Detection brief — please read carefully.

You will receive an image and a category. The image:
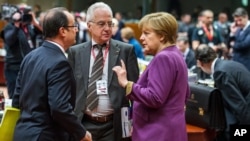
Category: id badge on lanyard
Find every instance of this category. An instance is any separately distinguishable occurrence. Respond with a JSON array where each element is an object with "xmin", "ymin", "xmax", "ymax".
[{"xmin": 96, "ymin": 80, "xmax": 108, "ymax": 95}]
